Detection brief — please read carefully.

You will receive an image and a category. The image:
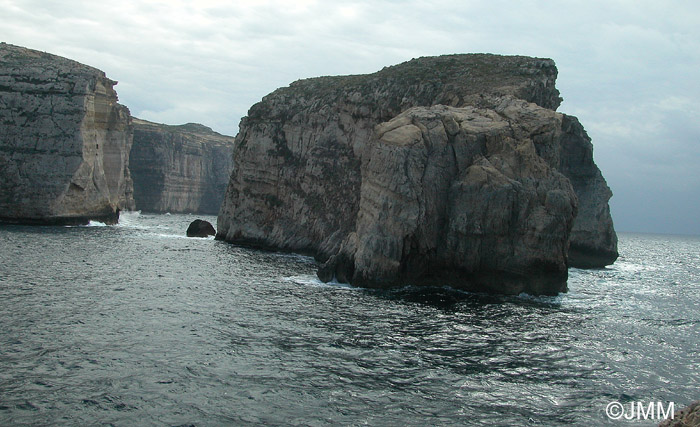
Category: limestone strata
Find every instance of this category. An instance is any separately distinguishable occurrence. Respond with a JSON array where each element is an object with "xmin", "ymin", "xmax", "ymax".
[
  {"xmin": 130, "ymin": 118, "xmax": 234, "ymax": 214},
  {"xmin": 319, "ymin": 102, "xmax": 577, "ymax": 295},
  {"xmin": 217, "ymin": 54, "xmax": 618, "ymax": 293},
  {"xmin": 218, "ymin": 55, "xmax": 562, "ymax": 256},
  {"xmin": 0, "ymin": 43, "xmax": 134, "ymax": 225}
]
